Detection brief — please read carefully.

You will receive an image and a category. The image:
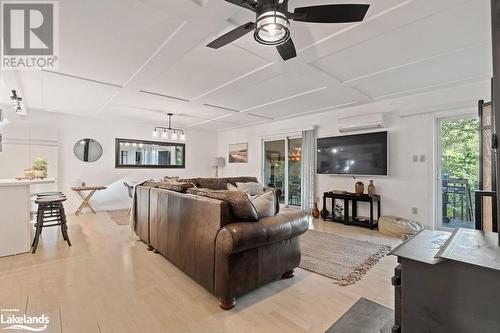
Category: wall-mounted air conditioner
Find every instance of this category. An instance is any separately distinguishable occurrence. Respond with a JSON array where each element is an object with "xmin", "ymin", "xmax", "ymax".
[{"xmin": 337, "ymin": 113, "xmax": 386, "ymax": 133}]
